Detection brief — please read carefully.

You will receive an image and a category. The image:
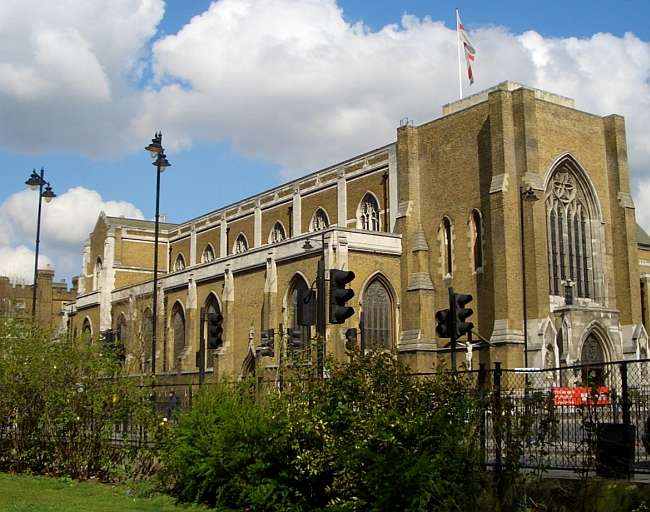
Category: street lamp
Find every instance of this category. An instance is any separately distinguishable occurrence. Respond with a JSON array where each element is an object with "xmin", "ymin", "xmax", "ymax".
[
  {"xmin": 520, "ymin": 185, "xmax": 539, "ymax": 368},
  {"xmin": 144, "ymin": 131, "xmax": 171, "ymax": 375},
  {"xmin": 25, "ymin": 168, "xmax": 56, "ymax": 321}
]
